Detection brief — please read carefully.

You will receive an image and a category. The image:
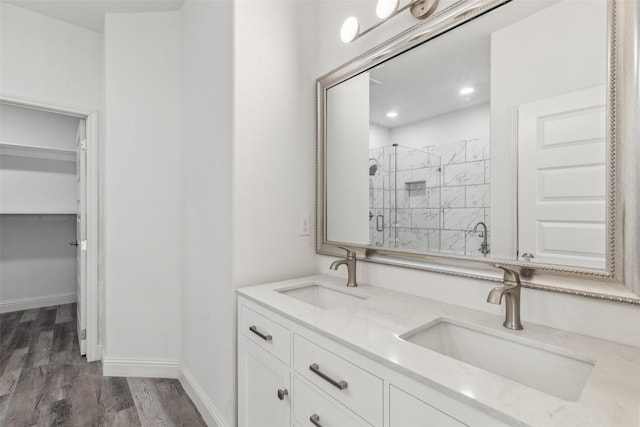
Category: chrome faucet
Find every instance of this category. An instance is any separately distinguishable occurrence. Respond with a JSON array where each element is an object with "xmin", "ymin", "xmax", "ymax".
[
  {"xmin": 330, "ymin": 246, "xmax": 358, "ymax": 287},
  {"xmin": 473, "ymin": 221, "xmax": 489, "ymax": 256},
  {"xmin": 487, "ymin": 264, "xmax": 523, "ymax": 330}
]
